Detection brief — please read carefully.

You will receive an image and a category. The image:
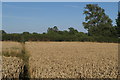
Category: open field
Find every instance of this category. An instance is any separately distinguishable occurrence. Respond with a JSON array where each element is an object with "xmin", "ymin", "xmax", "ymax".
[
  {"xmin": 2, "ymin": 56, "xmax": 24, "ymax": 79},
  {"xmin": 1, "ymin": 41, "xmax": 119, "ymax": 79},
  {"xmin": 2, "ymin": 41, "xmax": 23, "ymax": 57},
  {"xmin": 1, "ymin": 42, "xmax": 26, "ymax": 79},
  {"xmin": 26, "ymin": 42, "xmax": 118, "ymax": 78}
]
